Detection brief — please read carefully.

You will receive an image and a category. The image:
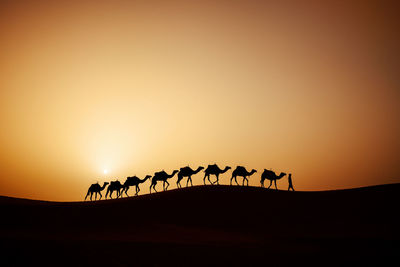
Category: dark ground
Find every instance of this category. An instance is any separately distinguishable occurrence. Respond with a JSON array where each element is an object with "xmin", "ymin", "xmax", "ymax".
[{"xmin": 1, "ymin": 184, "xmax": 399, "ymax": 266}]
